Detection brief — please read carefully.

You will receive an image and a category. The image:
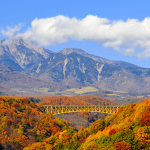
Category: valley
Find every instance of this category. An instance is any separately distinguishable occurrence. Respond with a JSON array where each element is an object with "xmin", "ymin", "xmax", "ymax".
[
  {"xmin": 1, "ymin": 37, "xmax": 150, "ymax": 149},
  {"xmin": 0, "ymin": 95, "xmax": 149, "ymax": 149},
  {"xmin": 1, "ymin": 1, "xmax": 150, "ymax": 149}
]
